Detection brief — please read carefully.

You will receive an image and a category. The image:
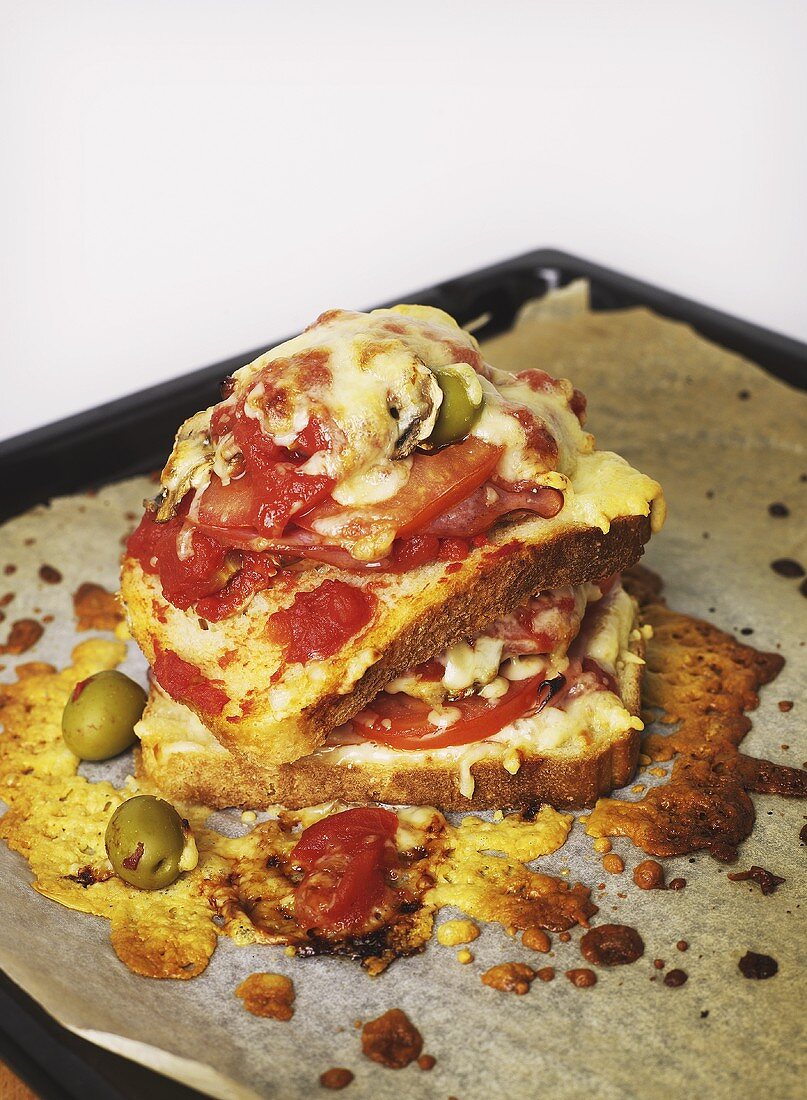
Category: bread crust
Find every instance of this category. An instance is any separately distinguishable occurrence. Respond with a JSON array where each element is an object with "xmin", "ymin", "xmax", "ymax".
[
  {"xmin": 138, "ymin": 730, "xmax": 641, "ymax": 812},
  {"xmin": 137, "ymin": 630, "xmax": 644, "ymax": 812},
  {"xmin": 123, "ymin": 514, "xmax": 651, "ymax": 767}
]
